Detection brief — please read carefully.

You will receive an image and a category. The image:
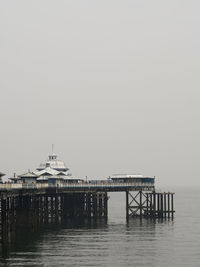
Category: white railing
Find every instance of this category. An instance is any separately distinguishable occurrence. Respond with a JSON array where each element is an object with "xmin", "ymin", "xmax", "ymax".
[
  {"xmin": 57, "ymin": 182, "xmax": 154, "ymax": 188},
  {"xmin": 0, "ymin": 182, "xmax": 154, "ymax": 191}
]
